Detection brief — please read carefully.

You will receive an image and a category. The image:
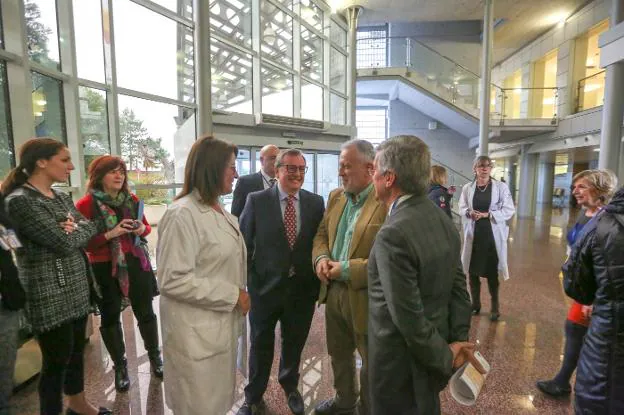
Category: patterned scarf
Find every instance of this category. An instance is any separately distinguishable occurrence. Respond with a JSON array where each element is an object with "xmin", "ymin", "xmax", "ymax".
[{"xmin": 91, "ymin": 189, "xmax": 137, "ymax": 297}]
